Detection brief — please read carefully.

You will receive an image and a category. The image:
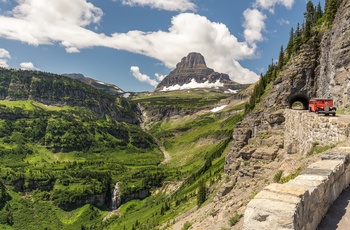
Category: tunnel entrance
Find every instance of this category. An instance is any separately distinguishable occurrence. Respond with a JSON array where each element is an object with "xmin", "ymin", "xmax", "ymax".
[{"xmin": 289, "ymin": 94, "xmax": 309, "ymax": 110}]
